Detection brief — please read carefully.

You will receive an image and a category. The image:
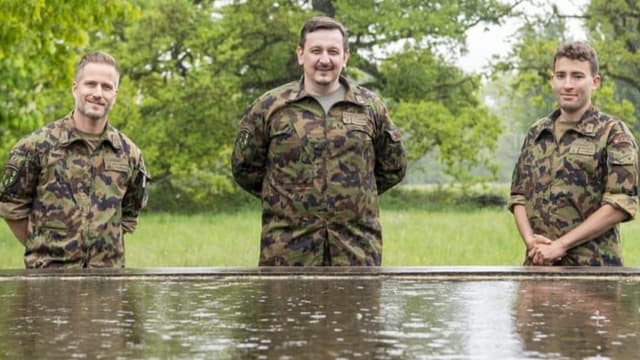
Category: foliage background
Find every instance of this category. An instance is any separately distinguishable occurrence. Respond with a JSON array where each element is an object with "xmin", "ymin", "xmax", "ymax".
[{"xmin": 1, "ymin": 0, "xmax": 638, "ymax": 213}]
